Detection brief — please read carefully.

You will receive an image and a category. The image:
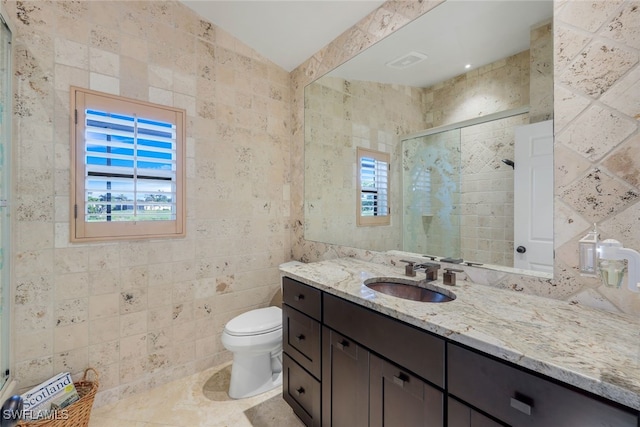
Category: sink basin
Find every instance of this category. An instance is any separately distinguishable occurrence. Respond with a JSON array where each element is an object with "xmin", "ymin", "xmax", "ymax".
[{"xmin": 364, "ymin": 280, "xmax": 454, "ymax": 303}]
